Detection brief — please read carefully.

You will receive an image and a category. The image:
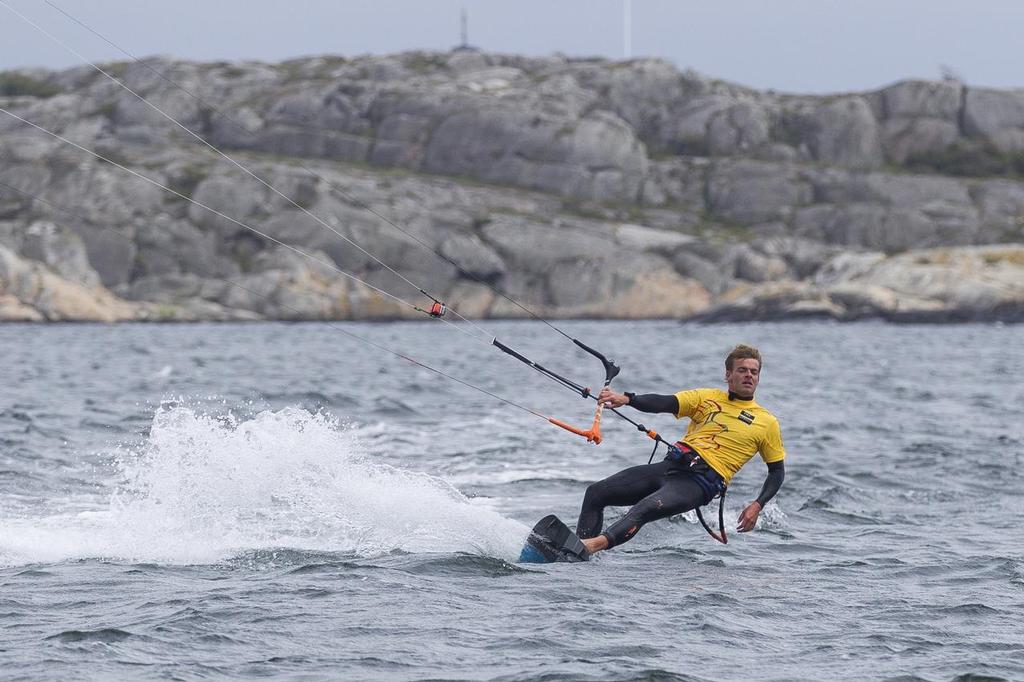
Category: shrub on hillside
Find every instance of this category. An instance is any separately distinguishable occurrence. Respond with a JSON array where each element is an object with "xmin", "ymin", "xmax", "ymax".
[
  {"xmin": 906, "ymin": 140, "xmax": 1024, "ymax": 178},
  {"xmin": 0, "ymin": 72, "xmax": 62, "ymax": 98}
]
